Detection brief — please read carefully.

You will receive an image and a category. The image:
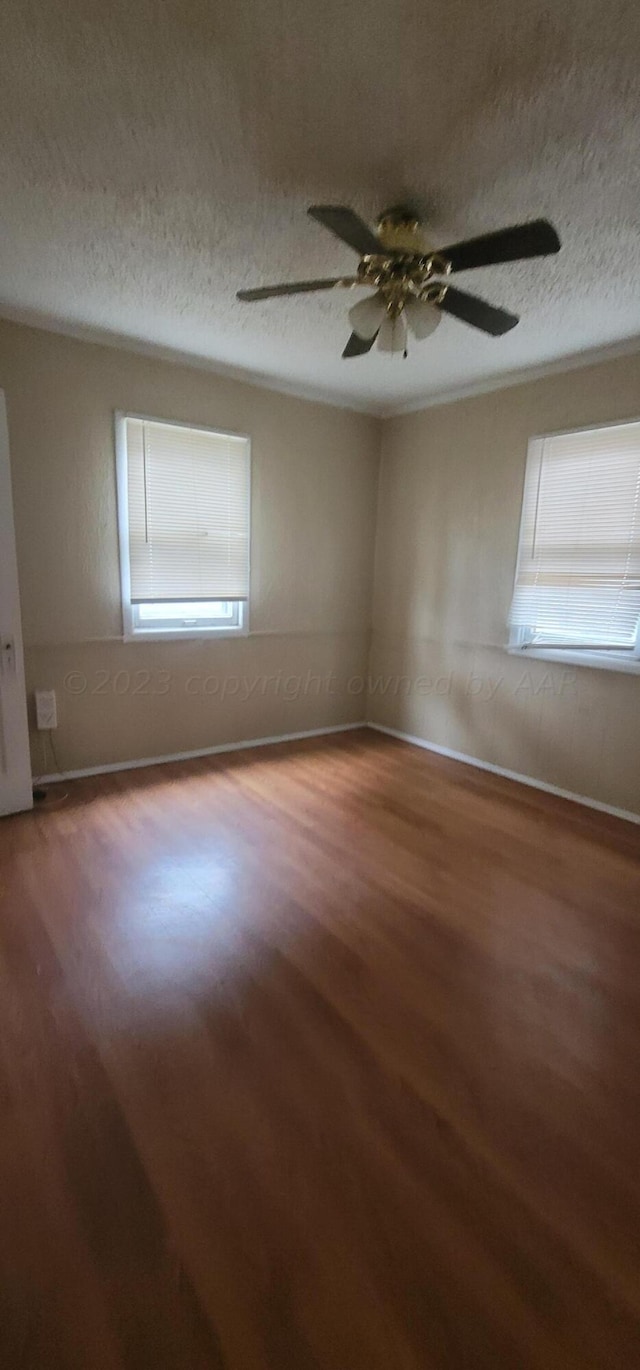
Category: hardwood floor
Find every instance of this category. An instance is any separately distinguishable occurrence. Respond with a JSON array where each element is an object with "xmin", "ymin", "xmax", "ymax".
[{"xmin": 1, "ymin": 728, "xmax": 640, "ymax": 1369}]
